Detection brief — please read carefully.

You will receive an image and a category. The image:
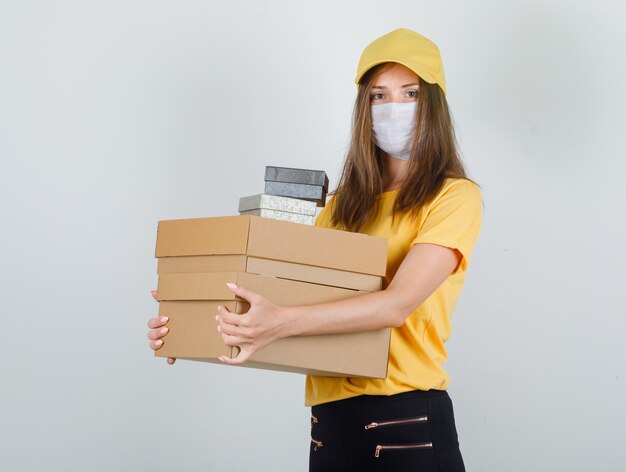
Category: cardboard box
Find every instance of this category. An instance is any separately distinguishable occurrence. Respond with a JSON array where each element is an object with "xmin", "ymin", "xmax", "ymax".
[
  {"xmin": 156, "ymin": 271, "xmax": 365, "ymax": 303},
  {"xmin": 157, "ymin": 255, "xmax": 383, "ymax": 292},
  {"xmin": 155, "ymin": 272, "xmax": 390, "ymax": 378},
  {"xmin": 154, "ymin": 215, "xmax": 390, "ymax": 378},
  {"xmin": 156, "ymin": 215, "xmax": 387, "ymax": 277},
  {"xmin": 158, "ymin": 254, "xmax": 248, "ymax": 274},
  {"xmin": 157, "ymin": 300, "xmax": 249, "ymax": 359}
]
